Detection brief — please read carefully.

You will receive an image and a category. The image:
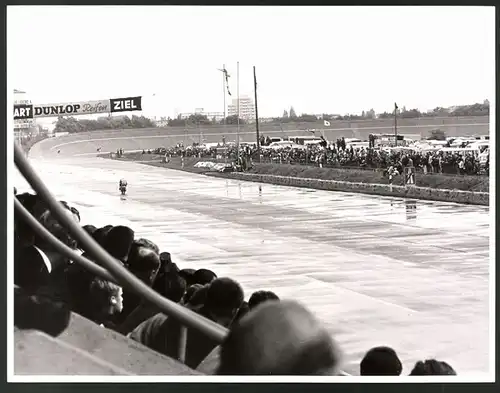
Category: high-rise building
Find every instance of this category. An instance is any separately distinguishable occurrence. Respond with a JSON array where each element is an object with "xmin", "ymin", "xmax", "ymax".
[{"xmin": 227, "ymin": 96, "xmax": 256, "ymax": 122}]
